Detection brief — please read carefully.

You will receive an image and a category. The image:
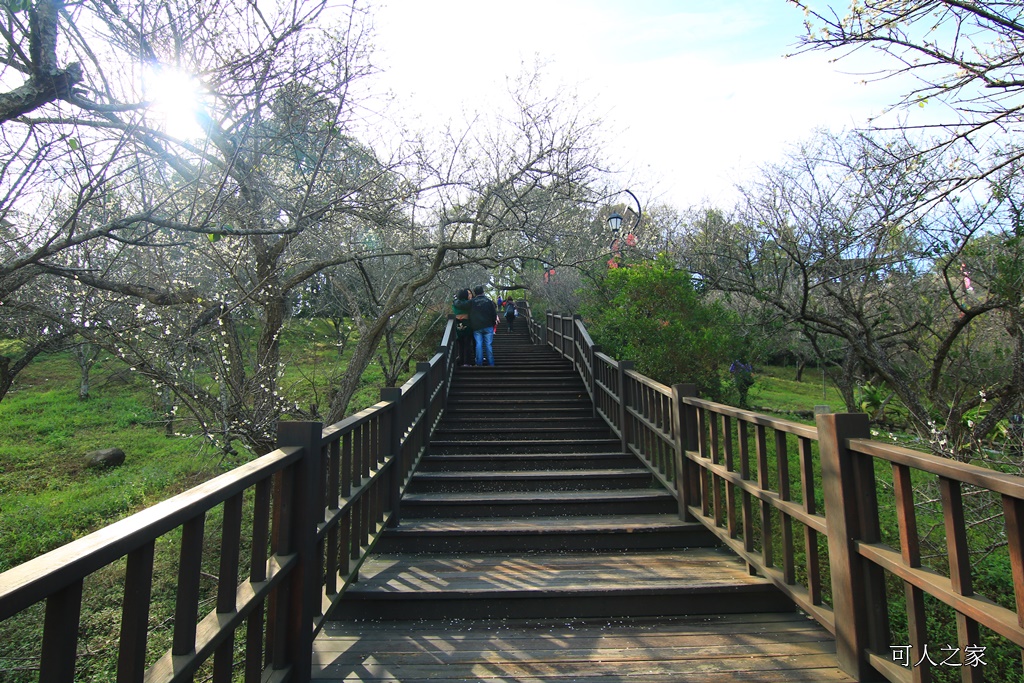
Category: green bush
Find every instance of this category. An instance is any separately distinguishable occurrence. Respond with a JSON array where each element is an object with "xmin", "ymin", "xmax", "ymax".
[{"xmin": 580, "ymin": 257, "xmax": 746, "ymax": 401}]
